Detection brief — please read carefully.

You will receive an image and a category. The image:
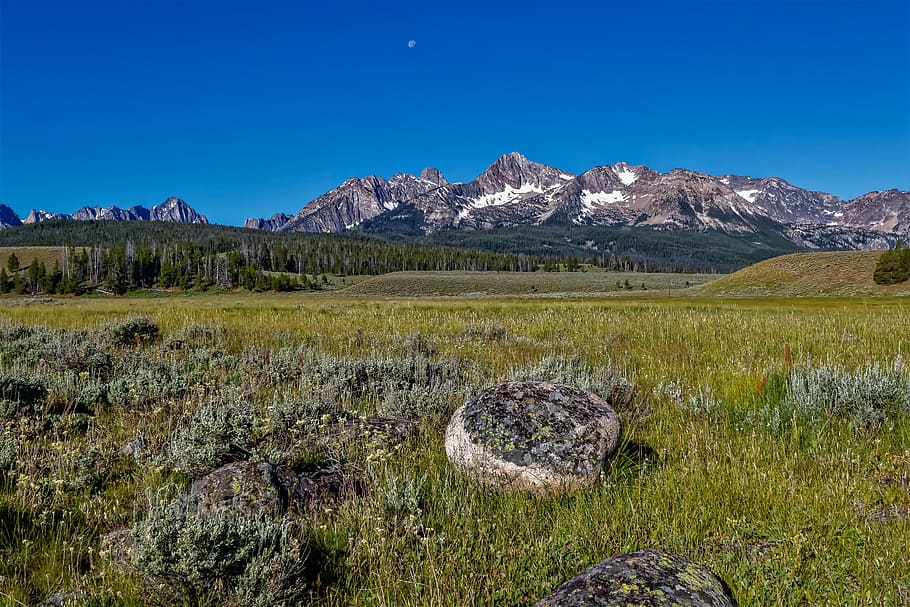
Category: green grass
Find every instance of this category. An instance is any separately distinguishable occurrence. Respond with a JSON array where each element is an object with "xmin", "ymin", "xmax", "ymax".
[
  {"xmin": 698, "ymin": 250, "xmax": 910, "ymax": 297},
  {"xmin": 341, "ymin": 270, "xmax": 717, "ymax": 297},
  {"xmin": 1, "ymin": 293, "xmax": 909, "ymax": 606}
]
